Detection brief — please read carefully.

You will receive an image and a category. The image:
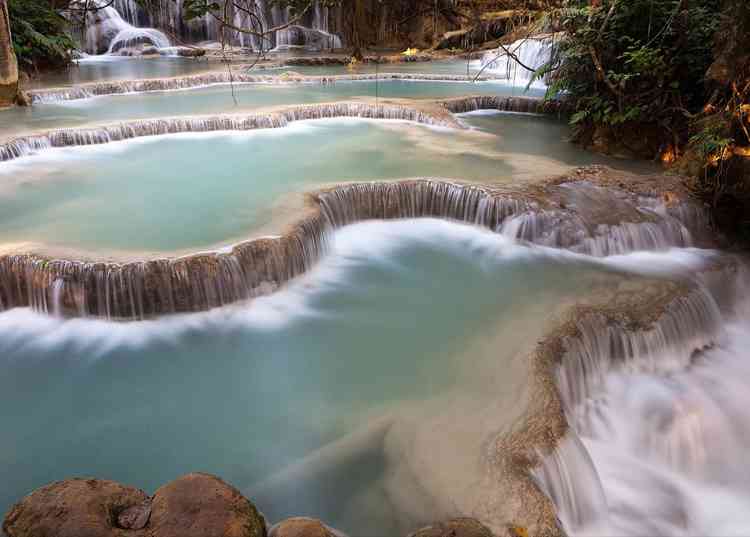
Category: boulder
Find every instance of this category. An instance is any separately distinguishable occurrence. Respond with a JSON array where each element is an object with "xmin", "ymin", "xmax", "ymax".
[
  {"xmin": 409, "ymin": 518, "xmax": 495, "ymax": 537},
  {"xmin": 2, "ymin": 478, "xmax": 150, "ymax": 537},
  {"xmin": 3, "ymin": 474, "xmax": 267, "ymax": 537},
  {"xmin": 176, "ymin": 47, "xmax": 207, "ymax": 58},
  {"xmin": 268, "ymin": 517, "xmax": 340, "ymax": 537},
  {"xmin": 149, "ymin": 473, "xmax": 266, "ymax": 537}
]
